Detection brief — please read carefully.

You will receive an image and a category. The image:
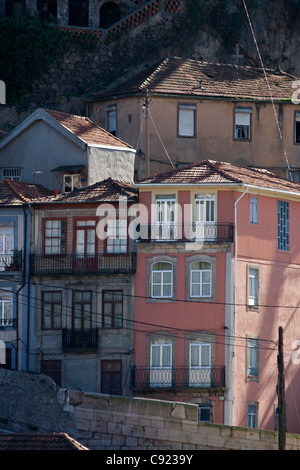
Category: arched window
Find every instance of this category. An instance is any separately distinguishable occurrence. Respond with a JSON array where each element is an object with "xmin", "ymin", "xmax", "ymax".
[
  {"xmin": 190, "ymin": 261, "xmax": 212, "ymax": 297},
  {"xmin": 99, "ymin": 2, "xmax": 121, "ymax": 29},
  {"xmin": 151, "ymin": 261, "xmax": 173, "ymax": 298},
  {"xmin": 69, "ymin": 0, "xmax": 88, "ymax": 27}
]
